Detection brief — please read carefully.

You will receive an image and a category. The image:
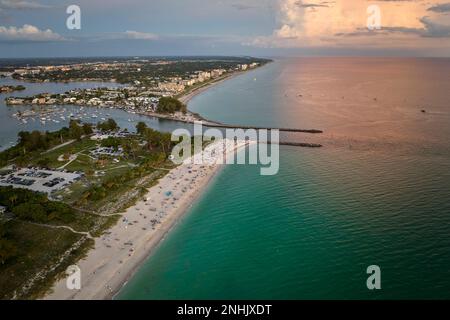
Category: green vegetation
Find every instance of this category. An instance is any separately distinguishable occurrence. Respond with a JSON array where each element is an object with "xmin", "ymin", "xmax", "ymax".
[
  {"xmin": 0, "ymin": 187, "xmax": 76, "ymax": 224},
  {"xmin": 74, "ymin": 122, "xmax": 175, "ymax": 211},
  {"xmin": 0, "ymin": 85, "xmax": 25, "ymax": 93},
  {"xmin": 156, "ymin": 97, "xmax": 186, "ymax": 114},
  {"xmin": 97, "ymin": 118, "xmax": 118, "ymax": 132},
  {"xmin": 11, "ymin": 57, "xmax": 271, "ymax": 85},
  {"xmin": 0, "ymin": 220, "xmax": 93, "ymax": 299},
  {"xmin": 0, "ymin": 184, "xmax": 106, "ymax": 299},
  {"xmin": 0, "ymin": 119, "xmax": 184, "ymax": 298},
  {"xmin": 0, "ymin": 117, "xmax": 216, "ymax": 299},
  {"xmin": 0, "ymin": 122, "xmax": 93, "ymax": 167},
  {"xmin": 0, "ymin": 225, "xmax": 17, "ymax": 265}
]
